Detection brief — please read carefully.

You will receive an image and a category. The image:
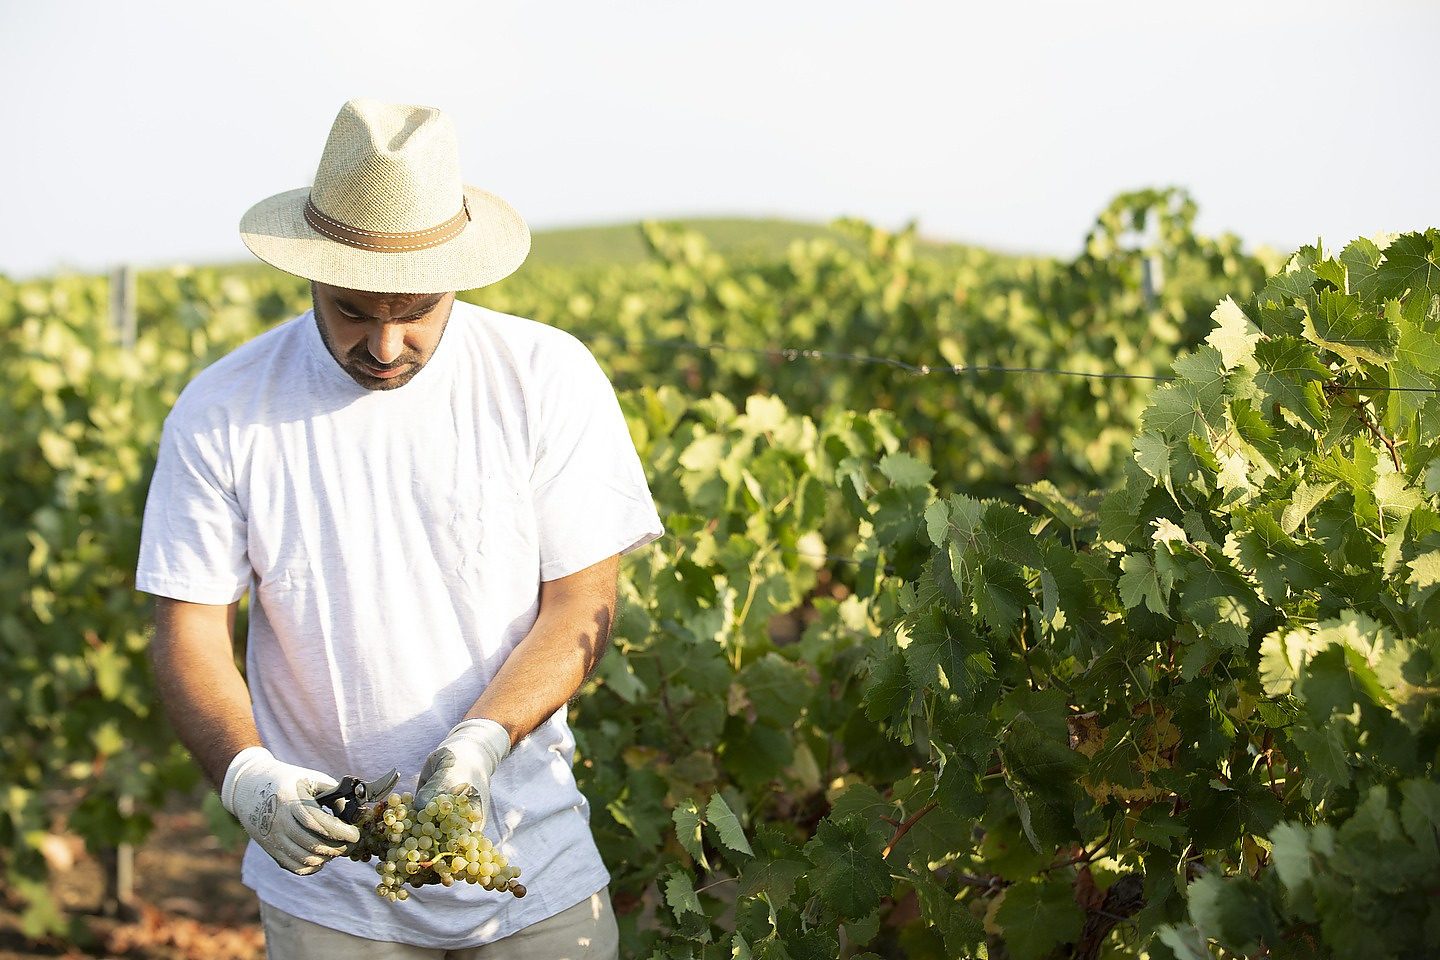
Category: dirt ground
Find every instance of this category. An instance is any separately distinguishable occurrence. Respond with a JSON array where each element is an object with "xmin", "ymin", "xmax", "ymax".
[{"xmin": 0, "ymin": 791, "xmax": 264, "ymax": 960}]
